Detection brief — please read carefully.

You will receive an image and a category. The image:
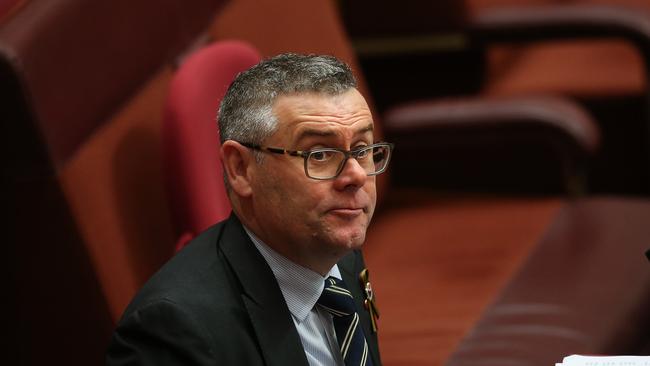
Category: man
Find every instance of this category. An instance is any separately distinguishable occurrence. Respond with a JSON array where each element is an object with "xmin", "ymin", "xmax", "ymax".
[{"xmin": 106, "ymin": 53, "xmax": 392, "ymax": 366}]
